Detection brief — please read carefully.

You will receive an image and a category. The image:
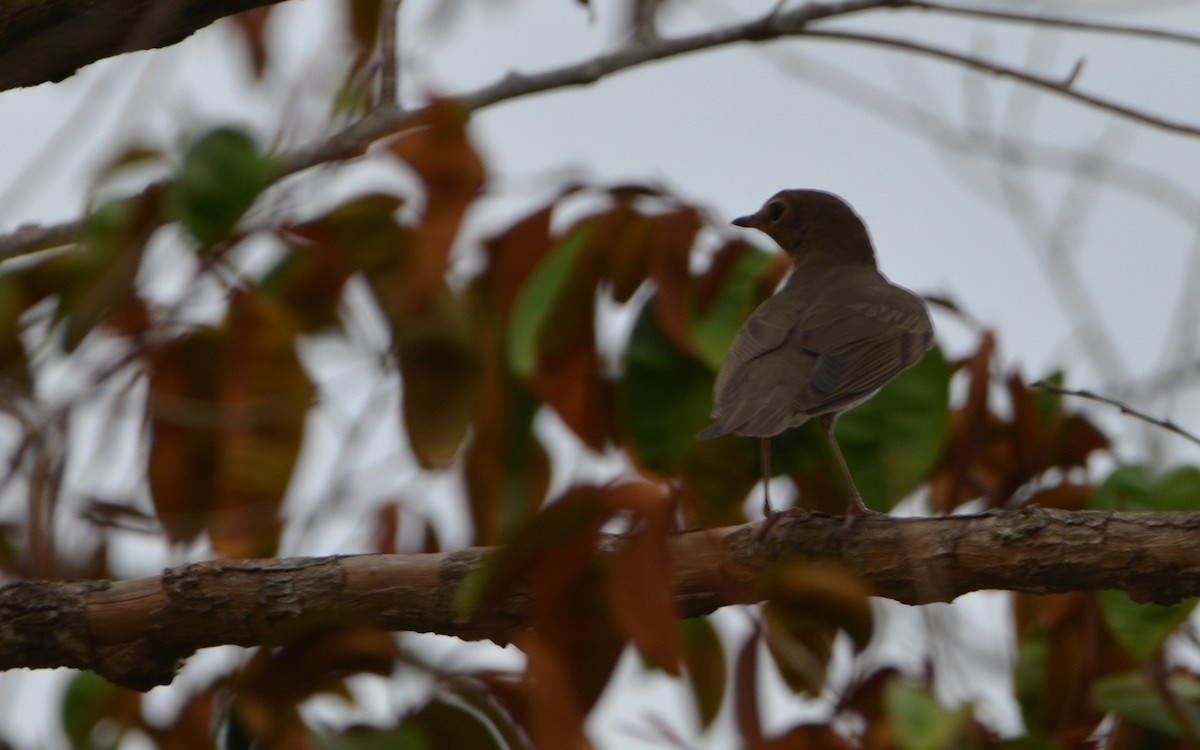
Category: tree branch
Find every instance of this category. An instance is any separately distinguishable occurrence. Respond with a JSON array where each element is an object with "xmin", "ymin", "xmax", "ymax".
[
  {"xmin": 0, "ymin": 0, "xmax": 284, "ymax": 92},
  {"xmin": 2, "ymin": 506, "xmax": 1196, "ymax": 690},
  {"xmin": 4, "ymin": 0, "xmax": 1199, "ymax": 261}
]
